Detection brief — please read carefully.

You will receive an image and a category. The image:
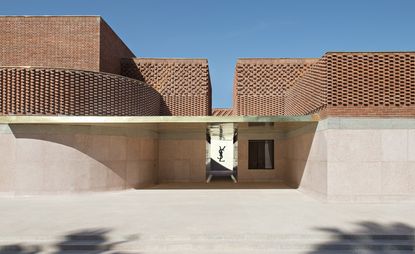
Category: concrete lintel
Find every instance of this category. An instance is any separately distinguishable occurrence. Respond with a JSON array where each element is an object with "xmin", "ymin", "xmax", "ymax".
[{"xmin": 0, "ymin": 115, "xmax": 319, "ymax": 124}]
